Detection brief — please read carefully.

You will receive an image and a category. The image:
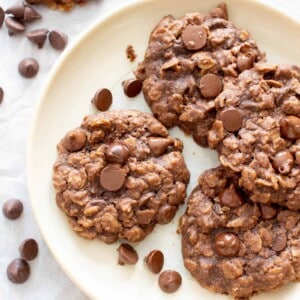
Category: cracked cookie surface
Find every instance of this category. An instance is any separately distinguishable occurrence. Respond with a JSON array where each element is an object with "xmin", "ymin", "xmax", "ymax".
[
  {"xmin": 180, "ymin": 167, "xmax": 300, "ymax": 299},
  {"xmin": 53, "ymin": 110, "xmax": 190, "ymax": 243}
]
